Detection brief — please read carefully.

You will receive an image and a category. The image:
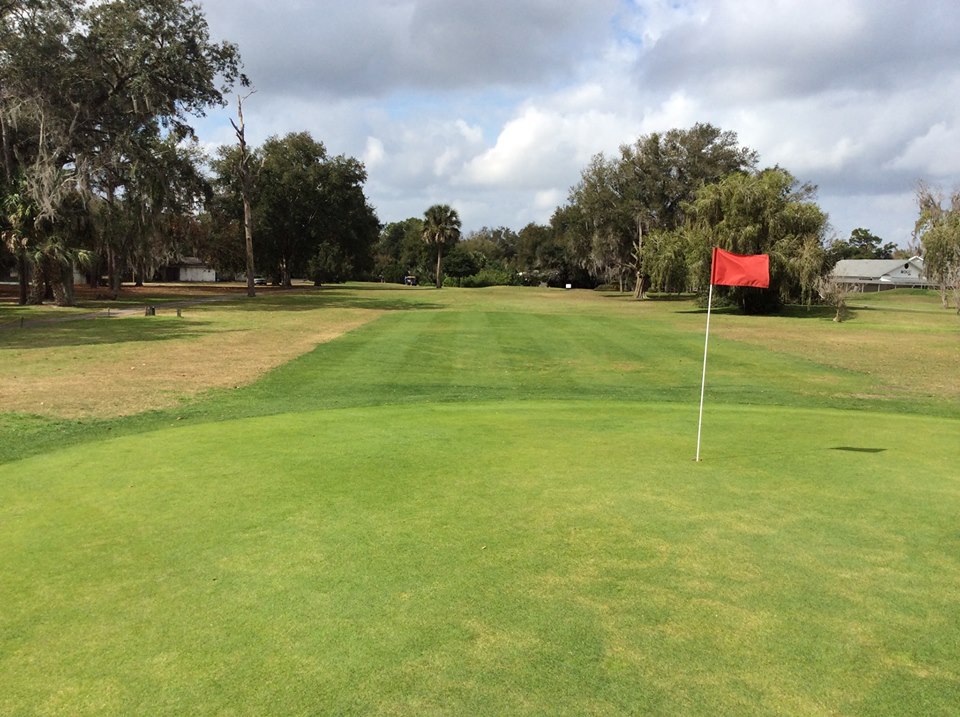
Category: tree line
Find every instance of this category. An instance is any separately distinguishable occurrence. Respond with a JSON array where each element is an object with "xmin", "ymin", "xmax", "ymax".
[
  {"xmin": 1, "ymin": 0, "xmax": 242, "ymax": 304},
  {"xmin": 380, "ymin": 123, "xmax": 959, "ymax": 315},
  {"xmin": 0, "ymin": 0, "xmax": 379, "ymax": 305},
  {"xmin": 3, "ymin": 2, "xmax": 958, "ymax": 314}
]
